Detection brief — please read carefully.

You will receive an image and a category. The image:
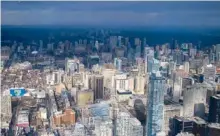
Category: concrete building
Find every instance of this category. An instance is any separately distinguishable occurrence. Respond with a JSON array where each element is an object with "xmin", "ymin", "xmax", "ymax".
[
  {"xmin": 134, "ymin": 75, "xmax": 145, "ymax": 94},
  {"xmin": 183, "ymin": 83, "xmax": 207, "ymax": 118},
  {"xmin": 203, "ymin": 64, "xmax": 216, "ymax": 81},
  {"xmin": 52, "ymin": 109, "xmax": 75, "ymax": 128},
  {"xmin": 171, "ymin": 116, "xmax": 193, "ymax": 136},
  {"xmin": 114, "ymin": 73, "xmax": 129, "ymax": 91}
]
